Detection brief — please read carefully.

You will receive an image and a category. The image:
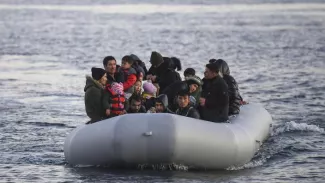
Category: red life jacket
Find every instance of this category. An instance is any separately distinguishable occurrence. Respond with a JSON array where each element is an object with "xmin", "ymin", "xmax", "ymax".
[{"xmin": 106, "ymin": 84, "xmax": 126, "ymax": 115}]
